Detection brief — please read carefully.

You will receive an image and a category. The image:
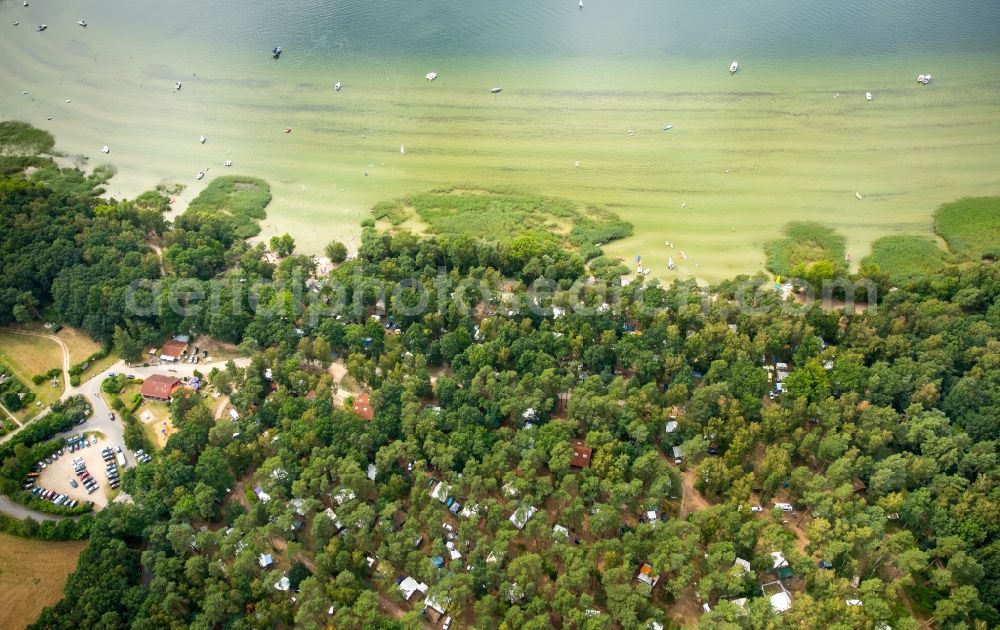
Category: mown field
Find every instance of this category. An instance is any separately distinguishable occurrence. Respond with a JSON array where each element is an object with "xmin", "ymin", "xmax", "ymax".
[
  {"xmin": 0, "ymin": 330, "xmax": 63, "ymax": 417},
  {"xmin": 0, "ymin": 533, "xmax": 87, "ymax": 630}
]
